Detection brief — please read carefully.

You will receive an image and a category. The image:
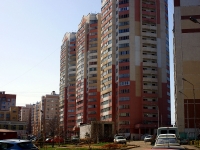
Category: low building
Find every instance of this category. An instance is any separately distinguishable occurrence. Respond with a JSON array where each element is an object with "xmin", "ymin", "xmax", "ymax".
[
  {"xmin": 80, "ymin": 121, "xmax": 114, "ymax": 141},
  {"xmin": 0, "ymin": 129, "xmax": 17, "ymax": 140},
  {"xmin": 0, "ymin": 121, "xmax": 27, "ymax": 139}
]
